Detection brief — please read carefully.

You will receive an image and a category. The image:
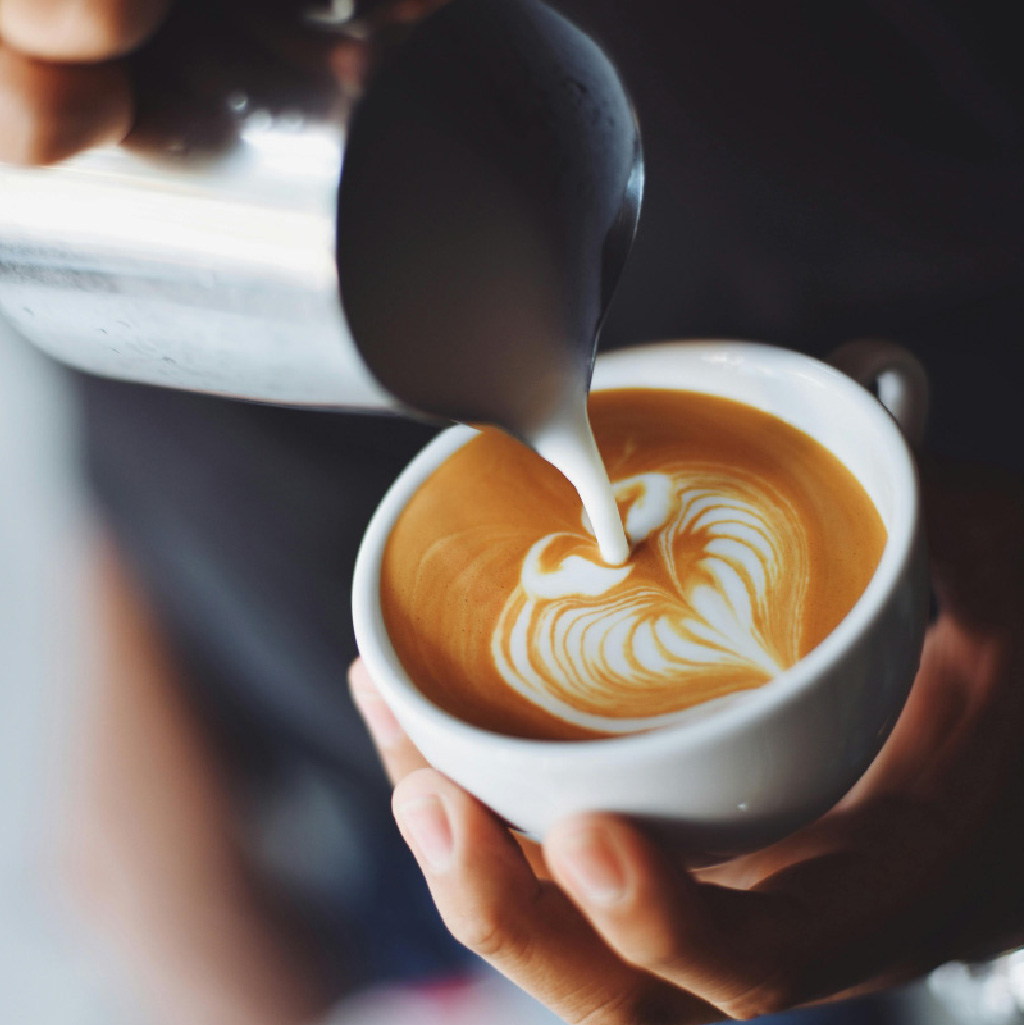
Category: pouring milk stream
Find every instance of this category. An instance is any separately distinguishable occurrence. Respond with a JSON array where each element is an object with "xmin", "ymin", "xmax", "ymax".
[{"xmin": 0, "ymin": 0, "xmax": 643, "ymax": 564}]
